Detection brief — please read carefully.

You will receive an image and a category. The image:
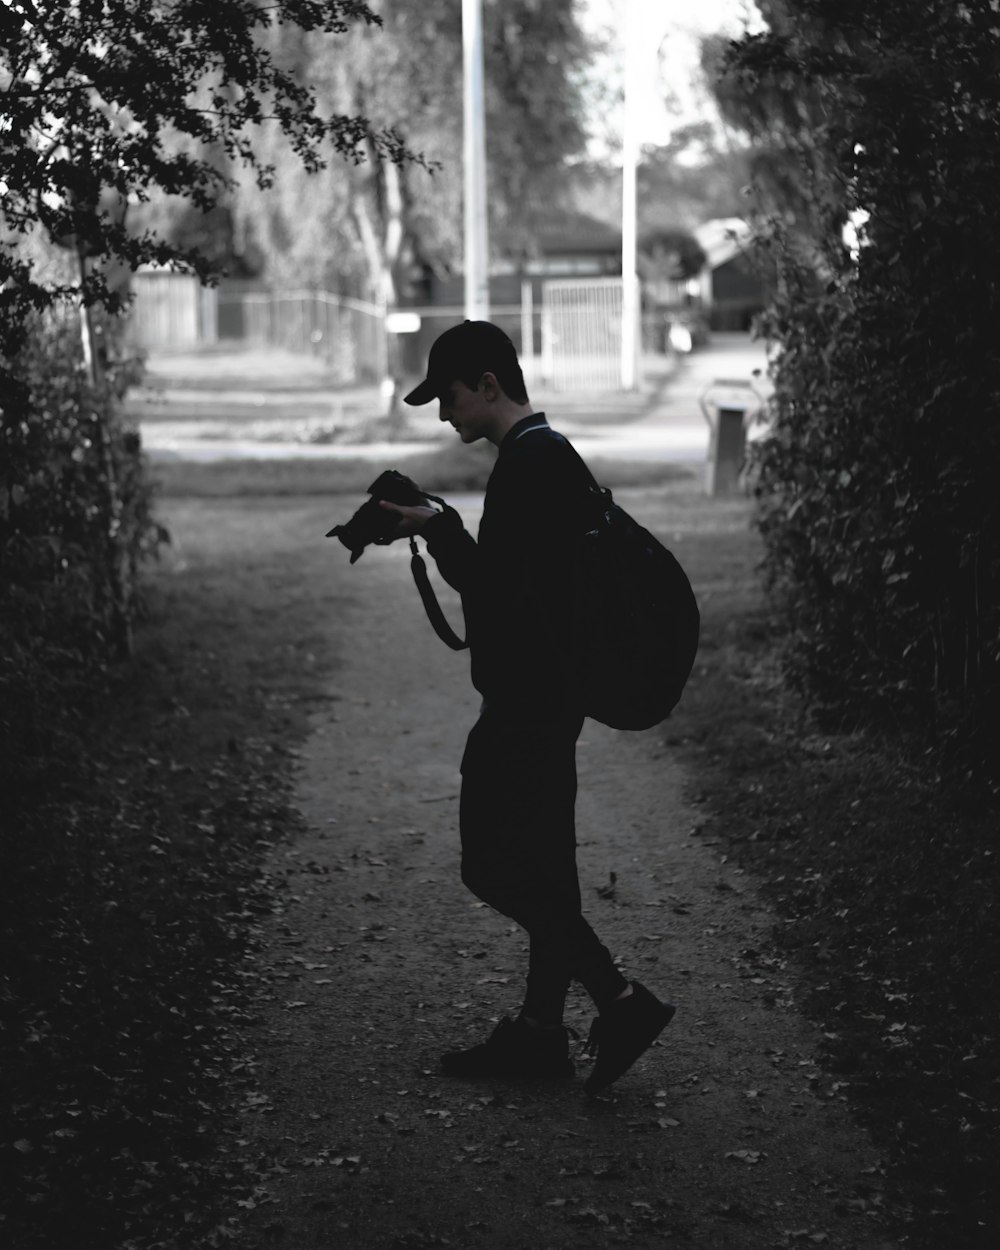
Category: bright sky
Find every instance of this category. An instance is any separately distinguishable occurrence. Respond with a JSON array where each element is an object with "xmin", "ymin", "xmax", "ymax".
[{"xmin": 578, "ymin": 0, "xmax": 764, "ymax": 154}]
